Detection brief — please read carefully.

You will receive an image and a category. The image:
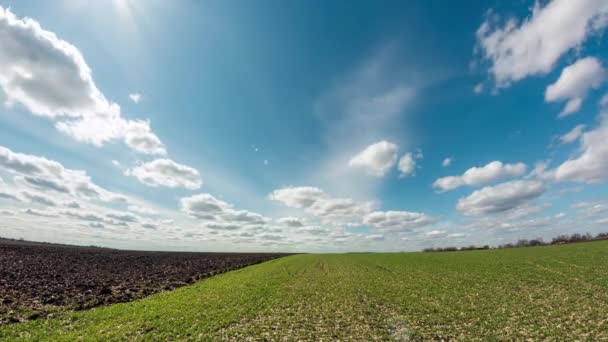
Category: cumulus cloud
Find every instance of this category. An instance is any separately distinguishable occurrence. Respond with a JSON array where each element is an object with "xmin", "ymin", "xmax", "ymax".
[
  {"xmin": 0, "ymin": 190, "xmax": 19, "ymax": 202},
  {"xmin": 129, "ymin": 93, "xmax": 142, "ymax": 104},
  {"xmin": 22, "ymin": 208, "xmax": 58, "ymax": 218},
  {"xmin": 397, "ymin": 151, "xmax": 422, "ymax": 177},
  {"xmin": 363, "ymin": 210, "xmax": 435, "ymax": 232},
  {"xmin": 267, "ymin": 186, "xmax": 326, "ymax": 209},
  {"xmin": 366, "ymin": 234, "xmax": 384, "ymax": 241},
  {"xmin": 442, "ymin": 157, "xmax": 452, "ymax": 167},
  {"xmin": 106, "ymin": 212, "xmax": 139, "ymax": 223},
  {"xmin": 180, "ymin": 193, "xmax": 231, "ymax": 219},
  {"xmin": 476, "ymin": 0, "xmax": 608, "ymax": 86},
  {"xmin": 424, "ymin": 230, "xmax": 445, "ymax": 238},
  {"xmin": 545, "ymin": 57, "xmax": 605, "ymax": 117},
  {"xmin": 0, "ymin": 145, "xmax": 125, "ymax": 203},
  {"xmin": 269, "ymin": 186, "xmax": 436, "ymax": 237},
  {"xmin": 268, "ymin": 186, "xmax": 374, "ymax": 223},
  {"xmin": 601, "ymin": 93, "xmax": 608, "ymax": 107},
  {"xmin": 59, "ymin": 208, "xmax": 138, "ymax": 227},
  {"xmin": 0, "ymin": 6, "xmax": 165, "ymax": 155},
  {"xmin": 555, "ymin": 115, "xmax": 608, "ymax": 183},
  {"xmin": 348, "ymin": 141, "xmax": 398, "ymax": 176},
  {"xmin": 527, "ymin": 161, "xmax": 556, "ymax": 182},
  {"xmin": 502, "ymin": 204, "xmax": 548, "ymax": 221},
  {"xmin": 64, "ymin": 201, "xmax": 81, "ymax": 209},
  {"xmin": 19, "ymin": 175, "xmax": 70, "ymax": 193},
  {"xmin": 276, "ymin": 217, "xmax": 305, "ymax": 228},
  {"xmin": 573, "ymin": 201, "xmax": 608, "ymax": 217},
  {"xmin": 296, "ymin": 226, "xmax": 328, "ymax": 235},
  {"xmin": 560, "ymin": 124, "xmax": 586, "ymax": 144},
  {"xmin": 456, "ymin": 180, "xmax": 545, "ymax": 216},
  {"xmin": 433, "ymin": 161, "xmax": 527, "ymax": 191},
  {"xmin": 127, "ymin": 205, "xmax": 158, "ymax": 216},
  {"xmin": 141, "ymin": 223, "xmax": 157, "ymax": 229},
  {"xmin": 126, "ymin": 159, "xmax": 202, "ymax": 190},
  {"xmin": 223, "ymin": 210, "xmax": 266, "ymax": 225},
  {"xmin": 123, "ymin": 120, "xmax": 167, "ymax": 156},
  {"xmin": 21, "ymin": 190, "xmax": 57, "ymax": 207},
  {"xmin": 447, "ymin": 233, "xmax": 466, "ymax": 238},
  {"xmin": 180, "ymin": 192, "xmax": 267, "ymax": 234},
  {"xmin": 62, "ymin": 210, "xmax": 106, "ymax": 223}
]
